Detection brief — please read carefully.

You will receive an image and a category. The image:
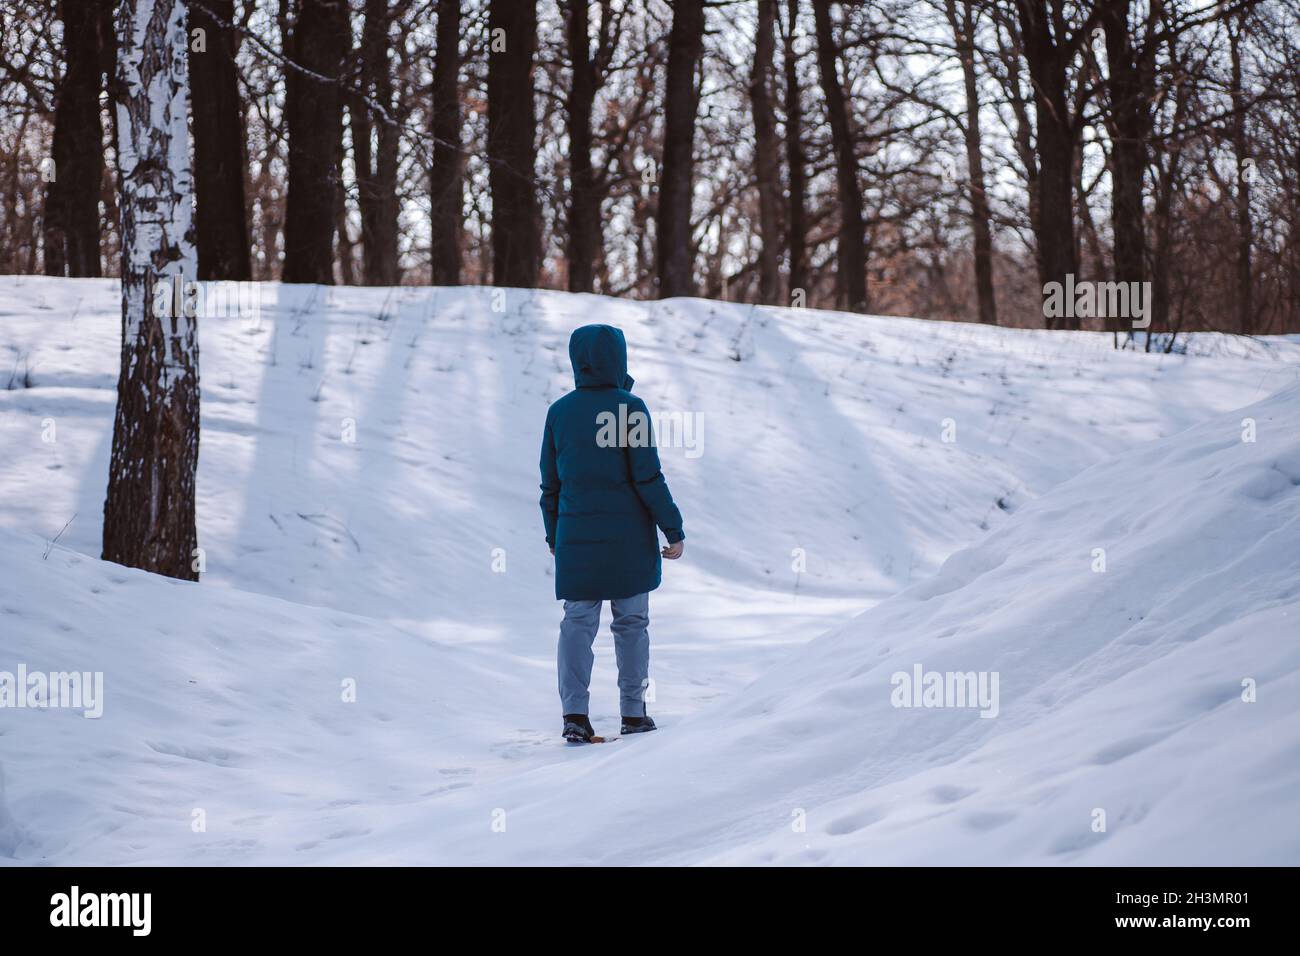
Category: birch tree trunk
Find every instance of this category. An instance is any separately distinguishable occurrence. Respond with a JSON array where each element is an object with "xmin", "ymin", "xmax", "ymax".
[{"xmin": 102, "ymin": 0, "xmax": 201, "ymax": 581}]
